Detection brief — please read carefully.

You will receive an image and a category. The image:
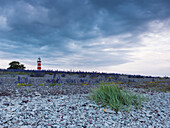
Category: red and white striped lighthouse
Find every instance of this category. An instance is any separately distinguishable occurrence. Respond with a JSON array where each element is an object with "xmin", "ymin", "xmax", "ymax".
[{"xmin": 37, "ymin": 58, "xmax": 41, "ymax": 70}]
